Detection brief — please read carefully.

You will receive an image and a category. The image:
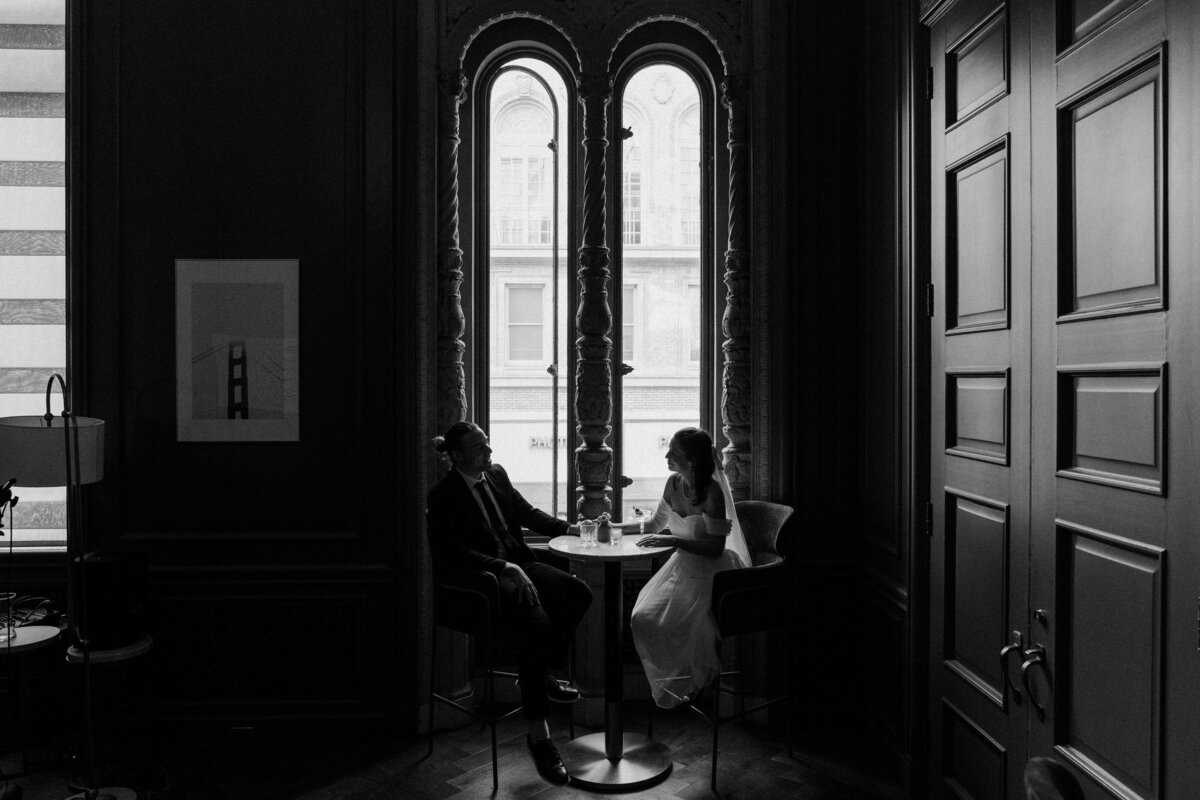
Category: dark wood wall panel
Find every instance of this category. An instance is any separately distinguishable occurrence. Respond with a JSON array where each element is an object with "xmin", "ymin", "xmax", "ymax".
[
  {"xmin": 948, "ymin": 143, "xmax": 1008, "ymax": 332},
  {"xmin": 944, "ymin": 492, "xmax": 1009, "ymax": 706},
  {"xmin": 943, "ymin": 700, "xmax": 1008, "ymax": 800},
  {"xmin": 1056, "ymin": 366, "xmax": 1164, "ymax": 494},
  {"xmin": 1062, "ymin": 59, "xmax": 1161, "ymax": 318},
  {"xmin": 862, "ymin": 586, "xmax": 909, "ymax": 741},
  {"xmin": 1058, "ymin": 523, "xmax": 1162, "ymax": 799},
  {"xmin": 77, "ymin": 0, "xmax": 410, "ymax": 732},
  {"xmin": 947, "ymin": 370, "xmax": 1009, "ymax": 463}
]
